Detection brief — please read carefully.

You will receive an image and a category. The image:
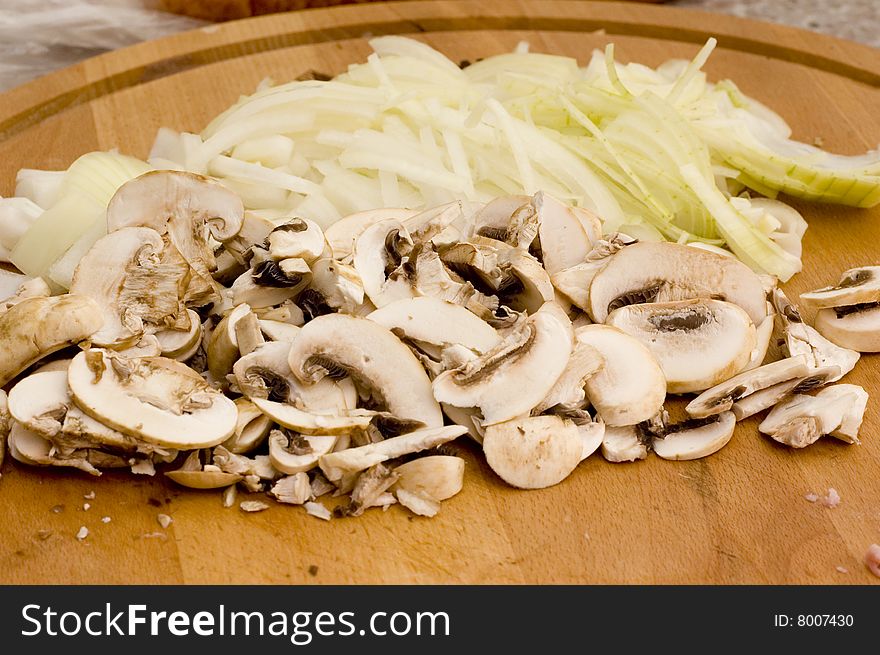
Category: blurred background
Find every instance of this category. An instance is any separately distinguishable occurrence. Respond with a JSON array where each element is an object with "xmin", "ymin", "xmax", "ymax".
[{"xmin": 0, "ymin": 0, "xmax": 877, "ymax": 91}]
